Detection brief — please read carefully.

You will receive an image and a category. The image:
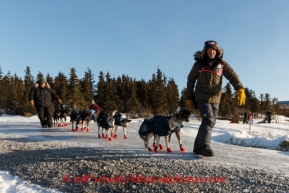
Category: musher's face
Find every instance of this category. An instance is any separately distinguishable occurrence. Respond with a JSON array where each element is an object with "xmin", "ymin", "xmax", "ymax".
[
  {"xmin": 207, "ymin": 48, "xmax": 217, "ymax": 59},
  {"xmin": 40, "ymin": 82, "xmax": 46, "ymax": 88}
]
